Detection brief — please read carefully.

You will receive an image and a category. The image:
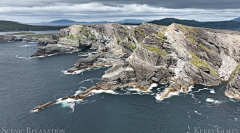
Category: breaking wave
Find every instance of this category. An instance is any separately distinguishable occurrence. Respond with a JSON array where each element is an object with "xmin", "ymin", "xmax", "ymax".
[
  {"xmin": 16, "ymin": 55, "xmax": 32, "ymax": 60},
  {"xmin": 61, "ymin": 65, "xmax": 112, "ymax": 75},
  {"xmin": 19, "ymin": 45, "xmax": 32, "ymax": 47}
]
